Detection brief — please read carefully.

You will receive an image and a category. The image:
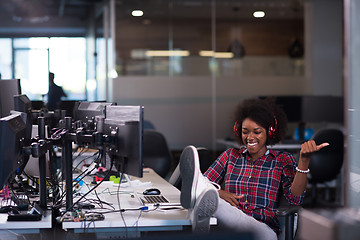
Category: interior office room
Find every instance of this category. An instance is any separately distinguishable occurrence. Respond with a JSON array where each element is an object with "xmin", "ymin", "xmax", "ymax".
[{"xmin": 0, "ymin": 0, "xmax": 359, "ymax": 239}]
